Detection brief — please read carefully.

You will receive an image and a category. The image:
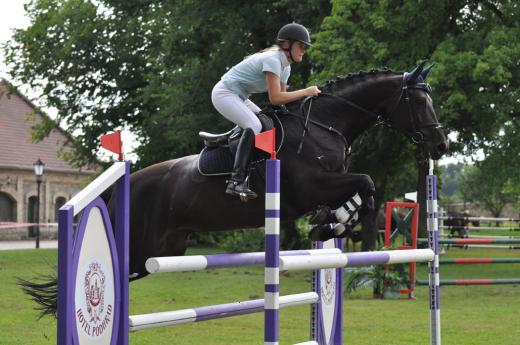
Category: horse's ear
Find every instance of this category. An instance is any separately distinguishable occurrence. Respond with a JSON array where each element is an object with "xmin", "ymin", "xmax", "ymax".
[
  {"xmin": 405, "ymin": 61, "xmax": 427, "ymax": 84},
  {"xmin": 421, "ymin": 63, "xmax": 435, "ymax": 80}
]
